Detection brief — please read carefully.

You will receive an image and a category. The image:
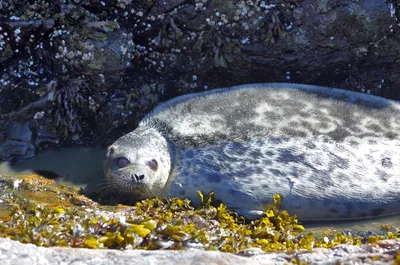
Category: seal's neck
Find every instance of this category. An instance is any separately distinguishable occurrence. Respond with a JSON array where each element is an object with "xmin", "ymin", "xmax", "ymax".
[{"xmin": 162, "ymin": 135, "xmax": 179, "ymax": 189}]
